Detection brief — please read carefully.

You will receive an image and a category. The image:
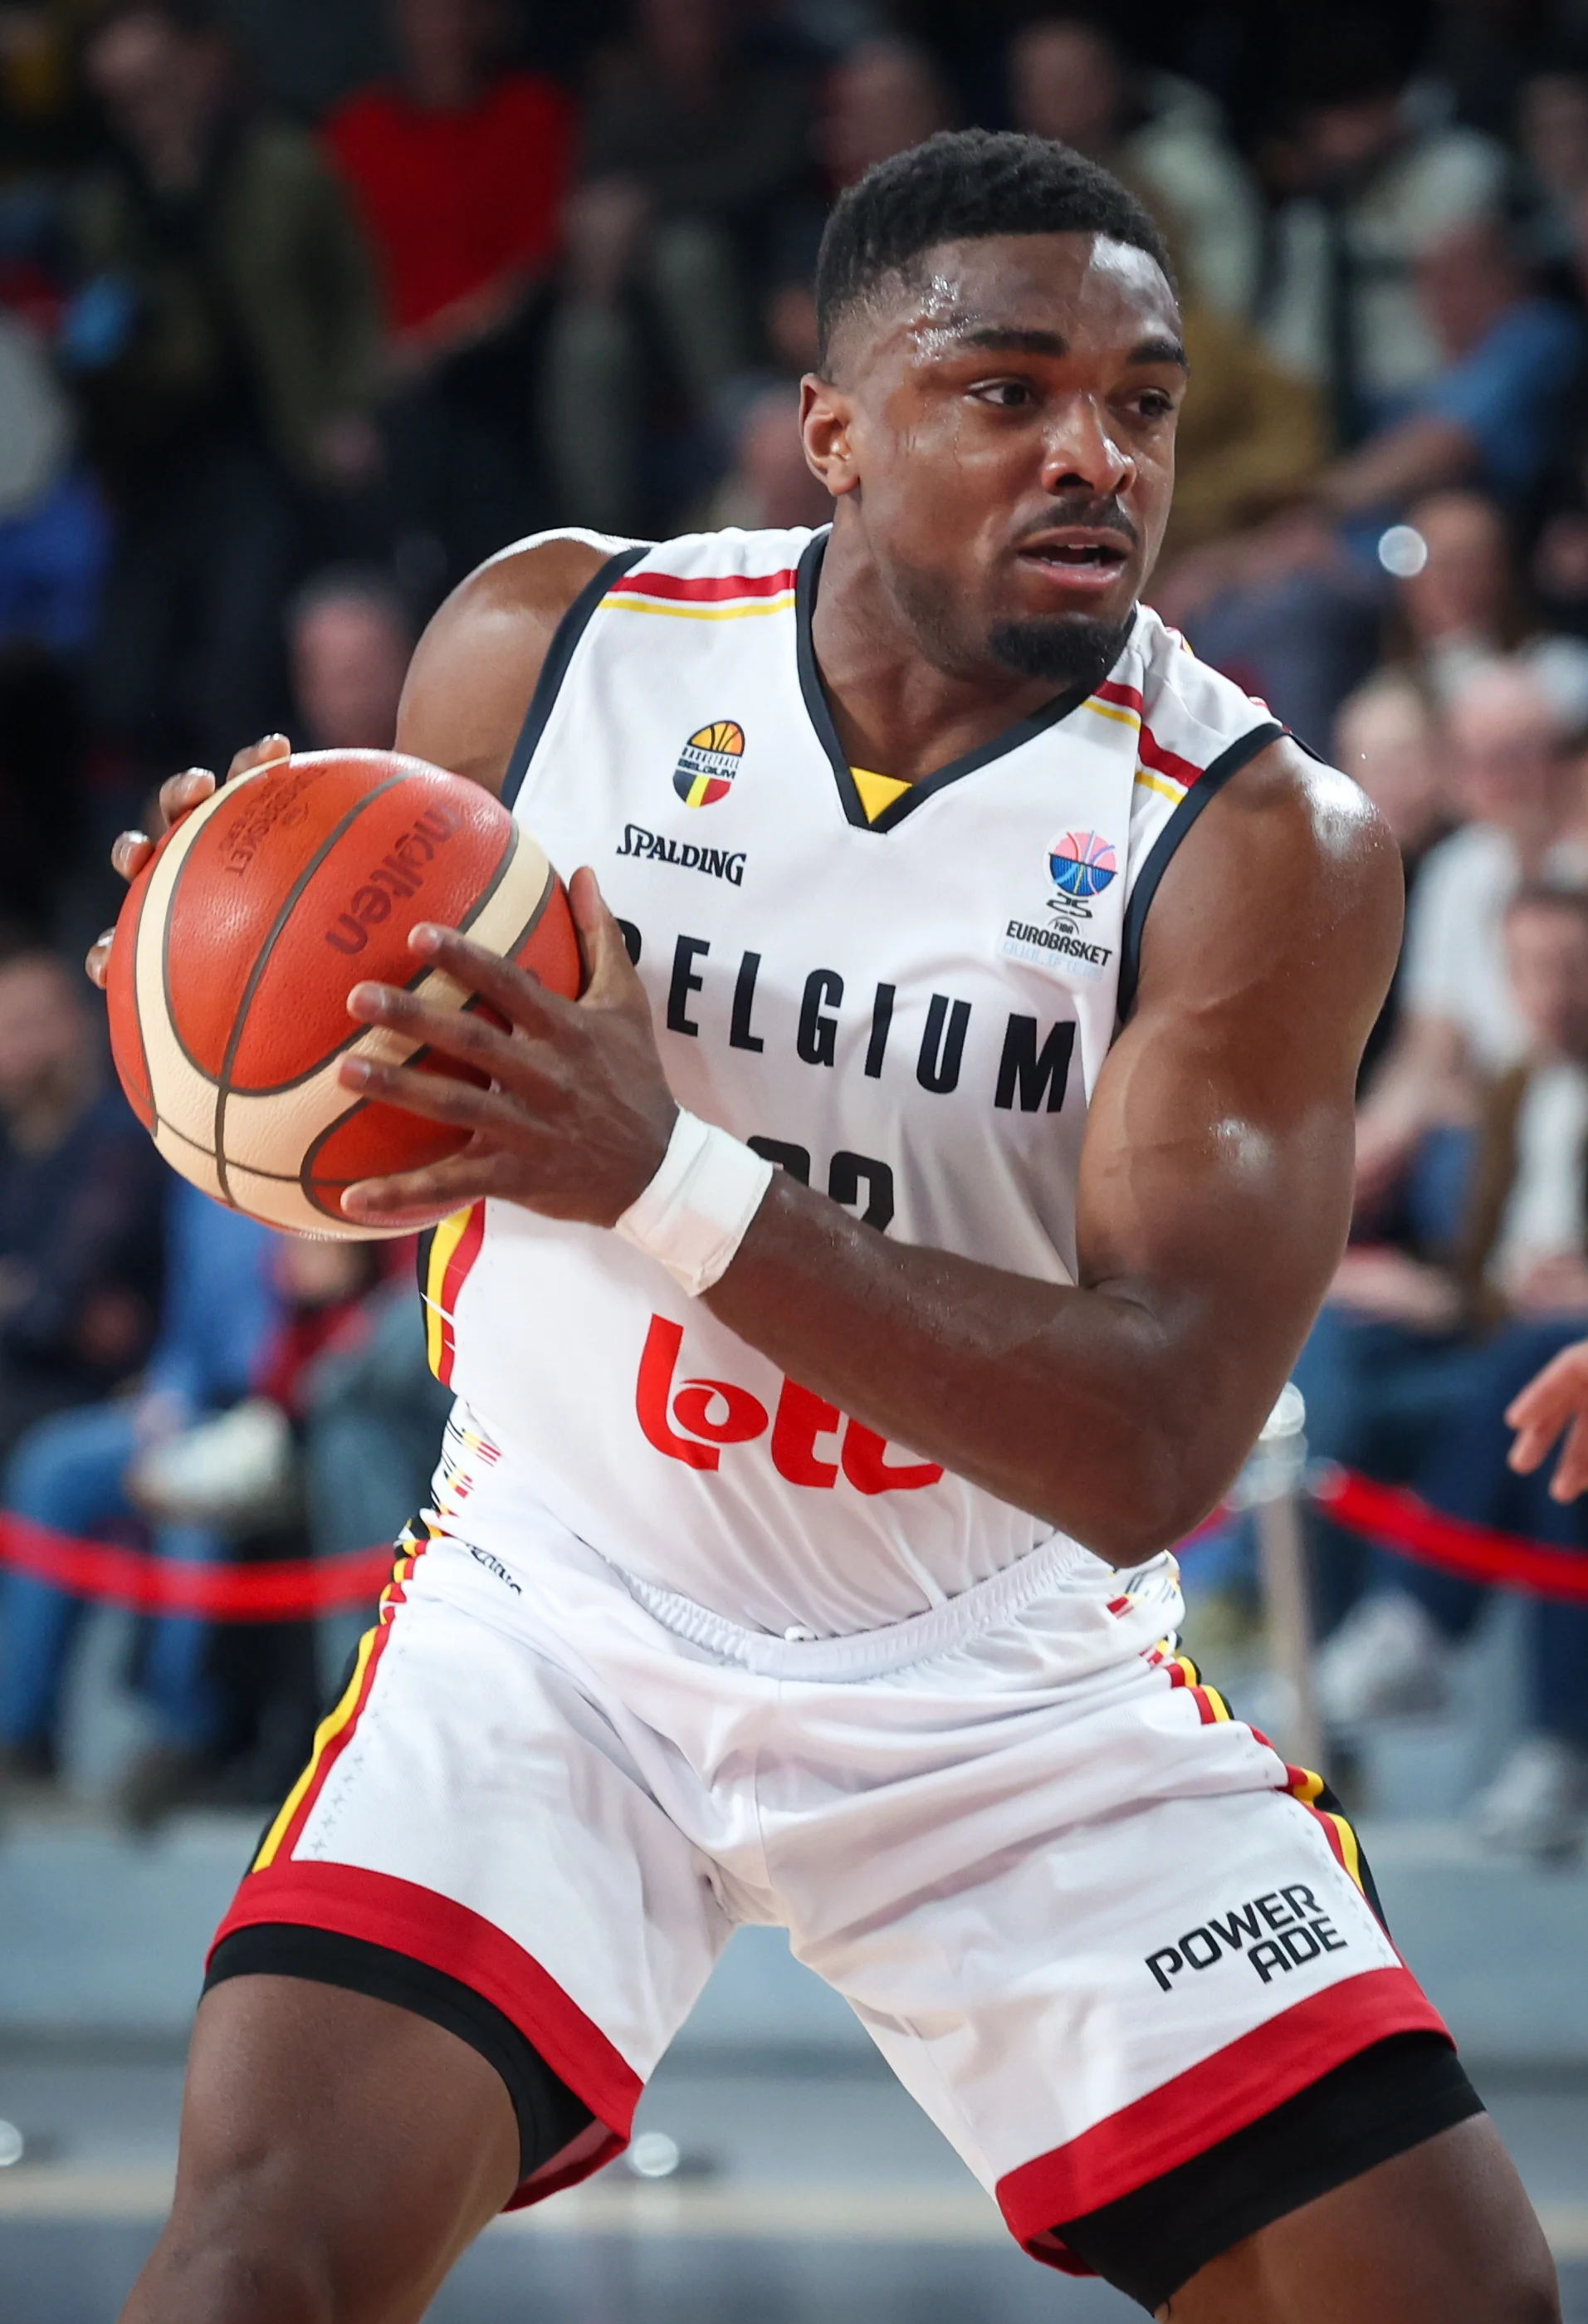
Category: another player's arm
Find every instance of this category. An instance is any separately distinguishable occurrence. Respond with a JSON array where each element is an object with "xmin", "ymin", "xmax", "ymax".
[
  {"xmin": 84, "ymin": 536, "xmax": 608, "ymax": 987},
  {"xmin": 338, "ymin": 736, "xmax": 1400, "ymax": 1566}
]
